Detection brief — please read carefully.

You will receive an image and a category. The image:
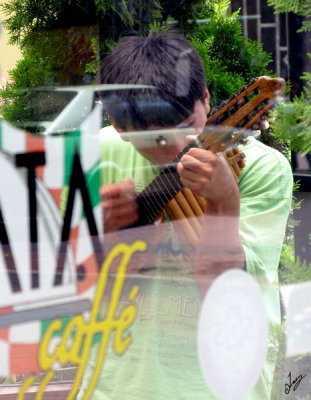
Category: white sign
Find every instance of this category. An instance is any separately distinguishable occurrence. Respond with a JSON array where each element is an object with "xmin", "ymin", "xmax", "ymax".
[
  {"xmin": 281, "ymin": 281, "xmax": 311, "ymax": 357},
  {"xmin": 197, "ymin": 269, "xmax": 268, "ymax": 400}
]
